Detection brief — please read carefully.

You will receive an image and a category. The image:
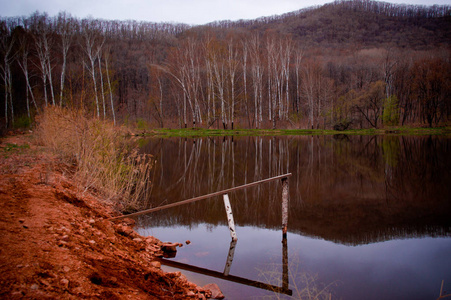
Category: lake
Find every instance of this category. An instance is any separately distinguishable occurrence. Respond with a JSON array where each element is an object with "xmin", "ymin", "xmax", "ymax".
[{"xmin": 134, "ymin": 135, "xmax": 451, "ymax": 299}]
